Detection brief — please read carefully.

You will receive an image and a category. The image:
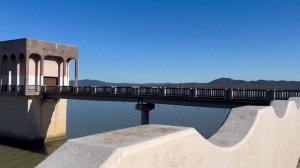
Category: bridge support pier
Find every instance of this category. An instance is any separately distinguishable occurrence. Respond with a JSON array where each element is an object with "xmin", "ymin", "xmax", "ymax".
[
  {"xmin": 0, "ymin": 95, "xmax": 67, "ymax": 144},
  {"xmin": 135, "ymin": 103, "xmax": 155, "ymax": 125}
]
